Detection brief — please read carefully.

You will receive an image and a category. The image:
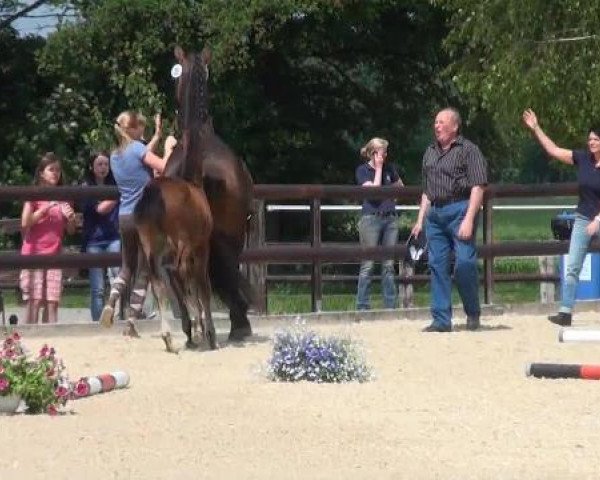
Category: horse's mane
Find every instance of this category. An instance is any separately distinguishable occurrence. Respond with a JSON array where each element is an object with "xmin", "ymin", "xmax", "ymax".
[
  {"xmin": 177, "ymin": 49, "xmax": 211, "ymax": 183},
  {"xmin": 179, "ymin": 52, "xmax": 209, "ymax": 130}
]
